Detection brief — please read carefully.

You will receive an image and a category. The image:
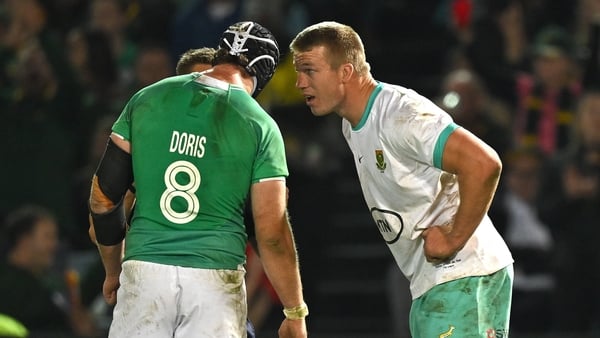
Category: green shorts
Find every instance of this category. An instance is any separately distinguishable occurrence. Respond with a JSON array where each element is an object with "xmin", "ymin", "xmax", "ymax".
[{"xmin": 410, "ymin": 265, "xmax": 513, "ymax": 338}]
